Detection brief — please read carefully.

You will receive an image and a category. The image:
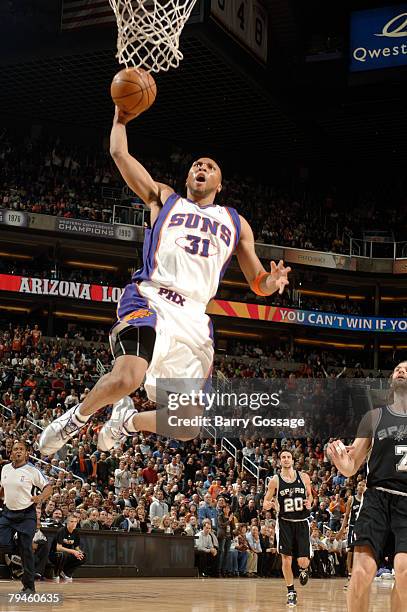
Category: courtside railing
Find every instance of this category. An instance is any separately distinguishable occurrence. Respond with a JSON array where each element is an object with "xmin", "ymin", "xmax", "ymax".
[
  {"xmin": 221, "ymin": 437, "xmax": 237, "ymax": 463},
  {"xmin": 0, "ymin": 402, "xmax": 42, "ymax": 431},
  {"xmin": 242, "ymin": 455, "xmax": 260, "ymax": 487},
  {"xmin": 201, "ymin": 423, "xmax": 217, "ymax": 446}
]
